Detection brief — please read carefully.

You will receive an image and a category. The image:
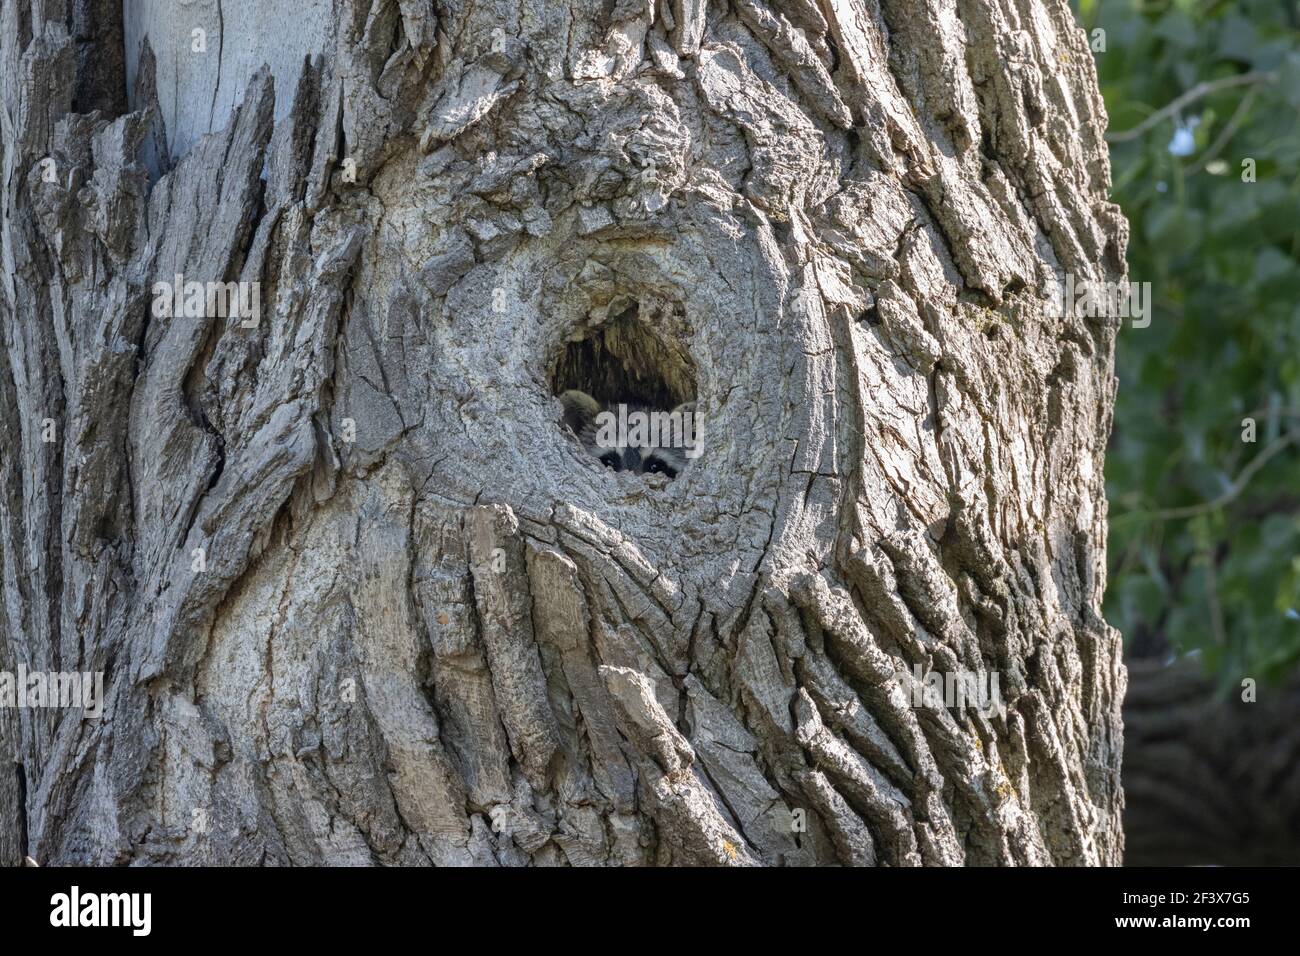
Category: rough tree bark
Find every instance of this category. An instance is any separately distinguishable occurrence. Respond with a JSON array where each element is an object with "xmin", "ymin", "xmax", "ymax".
[{"xmin": 1, "ymin": 0, "xmax": 1128, "ymax": 866}]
